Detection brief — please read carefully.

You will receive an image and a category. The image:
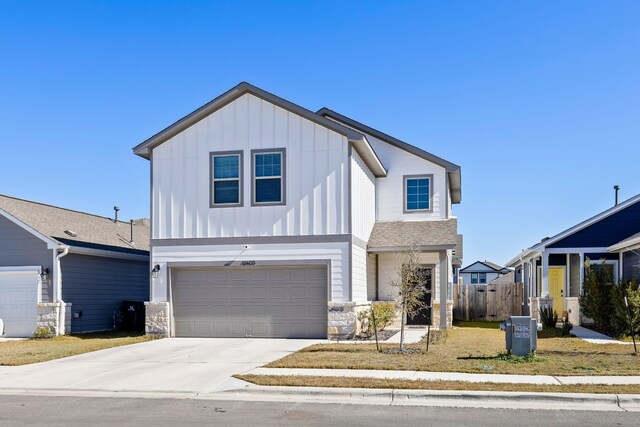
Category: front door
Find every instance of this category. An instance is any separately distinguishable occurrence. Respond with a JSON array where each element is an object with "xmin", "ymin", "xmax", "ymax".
[
  {"xmin": 548, "ymin": 267, "xmax": 565, "ymax": 316},
  {"xmin": 406, "ymin": 267, "xmax": 432, "ymax": 326}
]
